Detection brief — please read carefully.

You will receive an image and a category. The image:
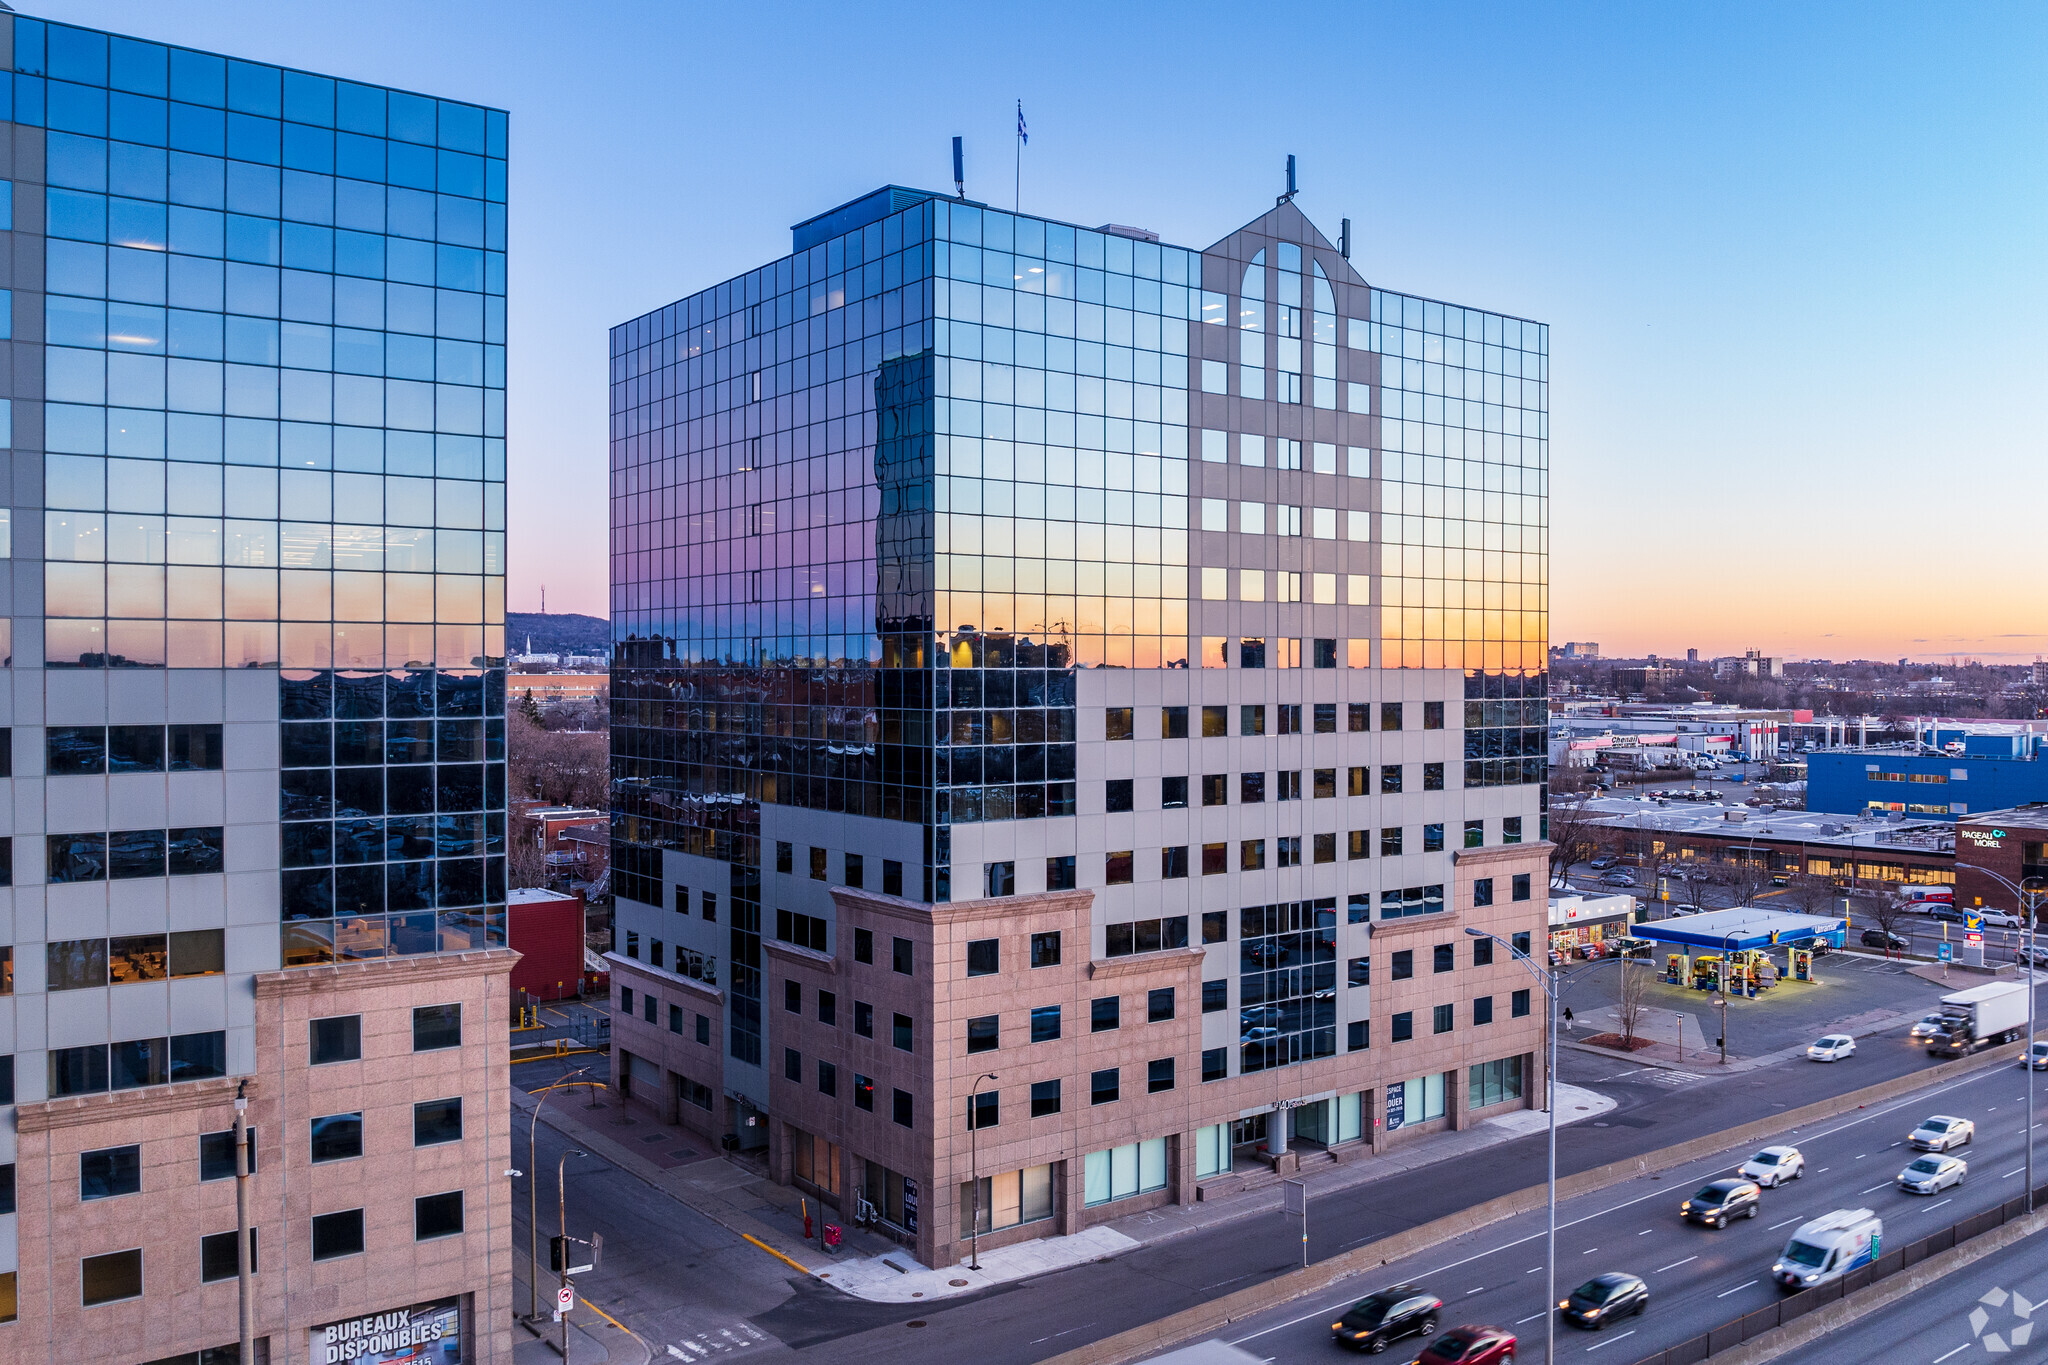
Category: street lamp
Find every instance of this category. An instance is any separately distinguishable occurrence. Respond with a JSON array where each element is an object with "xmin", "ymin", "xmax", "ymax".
[
  {"xmin": 1958, "ymin": 863, "xmax": 2046, "ymax": 1209},
  {"xmin": 526, "ymin": 1066, "xmax": 591, "ymax": 1320},
  {"xmin": 558, "ymin": 1148, "xmax": 587, "ymax": 1364},
  {"xmin": 967, "ymin": 1072, "xmax": 999, "ymax": 1270},
  {"xmin": 1468, "ymin": 927, "xmax": 1557, "ymax": 1365}
]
